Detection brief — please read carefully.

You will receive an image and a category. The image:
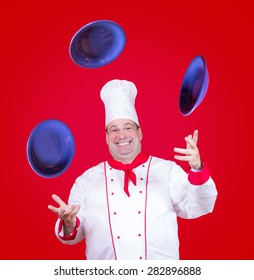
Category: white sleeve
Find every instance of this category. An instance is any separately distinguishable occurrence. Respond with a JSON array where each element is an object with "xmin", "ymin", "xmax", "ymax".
[
  {"xmin": 54, "ymin": 175, "xmax": 87, "ymax": 245},
  {"xmin": 168, "ymin": 163, "xmax": 218, "ymax": 219}
]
